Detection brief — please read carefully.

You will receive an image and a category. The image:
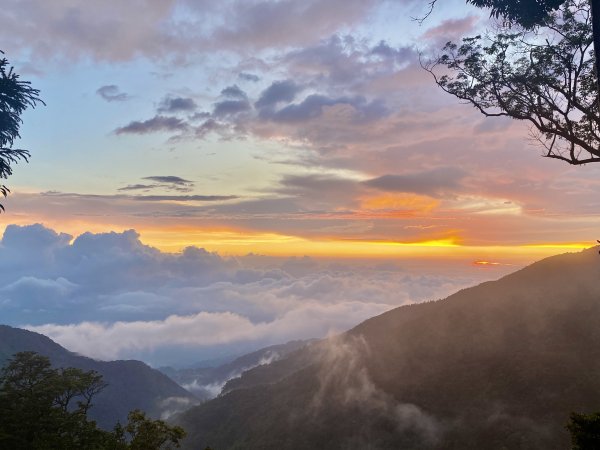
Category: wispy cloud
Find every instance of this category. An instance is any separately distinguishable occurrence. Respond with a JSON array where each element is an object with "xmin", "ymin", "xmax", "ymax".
[
  {"xmin": 96, "ymin": 84, "xmax": 130, "ymax": 102},
  {"xmin": 115, "ymin": 116, "xmax": 188, "ymax": 134},
  {"xmin": 133, "ymin": 195, "xmax": 238, "ymax": 202}
]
